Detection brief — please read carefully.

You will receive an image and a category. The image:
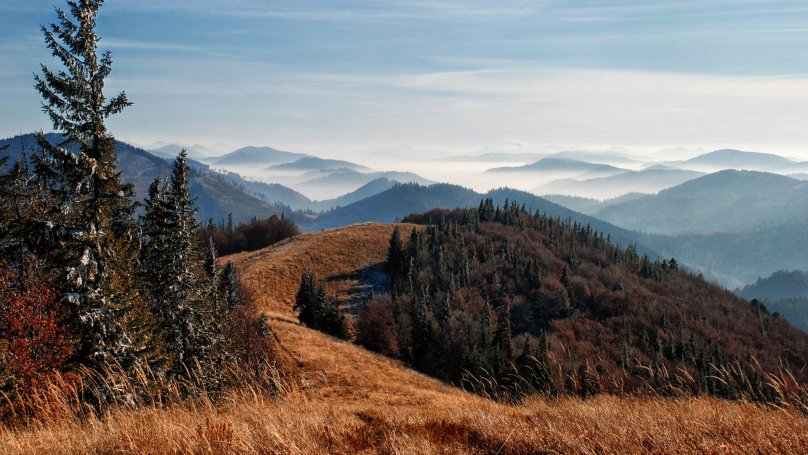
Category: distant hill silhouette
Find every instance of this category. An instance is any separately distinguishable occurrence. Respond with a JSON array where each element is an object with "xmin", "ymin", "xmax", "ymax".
[
  {"xmin": 534, "ymin": 168, "xmax": 703, "ymax": 200},
  {"xmin": 737, "ymin": 270, "xmax": 808, "ymax": 300},
  {"xmin": 682, "ymin": 149, "xmax": 795, "ymax": 170},
  {"xmin": 309, "ymin": 183, "xmax": 649, "ymax": 252},
  {"xmin": 597, "ymin": 170, "xmax": 808, "ymax": 235},
  {"xmin": 0, "ymin": 133, "xmax": 287, "ymax": 224},
  {"xmin": 212, "ymin": 146, "xmax": 310, "ymax": 166}
]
